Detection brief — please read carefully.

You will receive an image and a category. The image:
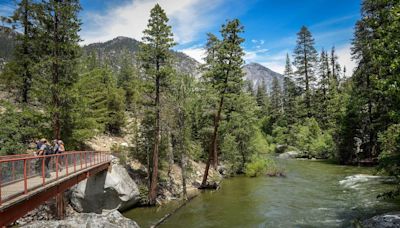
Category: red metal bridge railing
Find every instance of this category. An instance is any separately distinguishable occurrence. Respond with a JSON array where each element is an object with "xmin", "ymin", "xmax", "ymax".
[{"xmin": 0, "ymin": 151, "xmax": 111, "ymax": 206}]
